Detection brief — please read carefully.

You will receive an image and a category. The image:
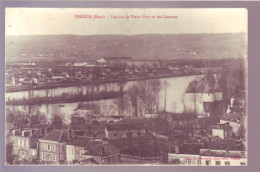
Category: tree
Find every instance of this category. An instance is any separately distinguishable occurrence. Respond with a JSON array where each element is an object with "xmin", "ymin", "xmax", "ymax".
[
  {"xmin": 163, "ymin": 80, "xmax": 169, "ymax": 112},
  {"xmin": 138, "ymin": 80, "xmax": 162, "ymax": 114},
  {"xmin": 114, "ymin": 96, "xmax": 128, "ymax": 116},
  {"xmin": 51, "ymin": 114, "xmax": 65, "ymax": 129},
  {"xmin": 127, "ymin": 85, "xmax": 140, "ymax": 117}
]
